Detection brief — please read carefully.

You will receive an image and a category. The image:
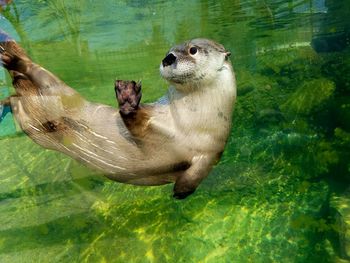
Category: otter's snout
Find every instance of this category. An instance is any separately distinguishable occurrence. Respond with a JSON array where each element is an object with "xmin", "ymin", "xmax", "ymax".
[{"xmin": 162, "ymin": 53, "xmax": 176, "ymax": 67}]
